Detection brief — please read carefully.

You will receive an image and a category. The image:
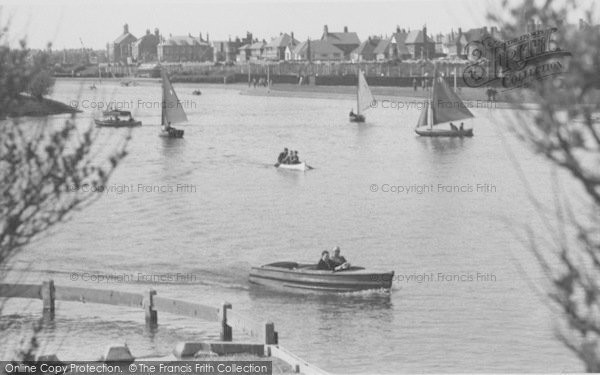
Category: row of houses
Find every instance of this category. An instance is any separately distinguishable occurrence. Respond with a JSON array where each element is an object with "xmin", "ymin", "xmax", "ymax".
[{"xmin": 106, "ymin": 23, "xmax": 507, "ymax": 65}]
